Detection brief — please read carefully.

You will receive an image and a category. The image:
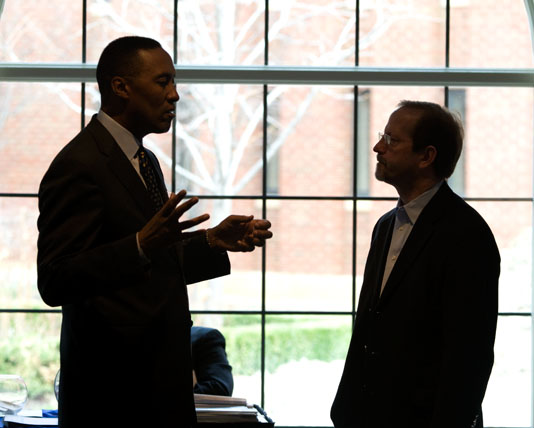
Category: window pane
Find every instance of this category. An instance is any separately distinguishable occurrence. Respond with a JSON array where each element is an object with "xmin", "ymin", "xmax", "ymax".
[
  {"xmin": 177, "ymin": 0, "xmax": 265, "ymax": 65},
  {"xmin": 456, "ymin": 87, "xmax": 533, "ymax": 198},
  {"xmin": 269, "ymin": 85, "xmax": 354, "ymax": 197},
  {"xmin": 84, "ymin": 81, "xmax": 100, "ymax": 118},
  {"xmin": 3, "ymin": 199, "xmax": 33, "ymax": 303},
  {"xmin": 359, "ymin": 1, "xmax": 445, "ymax": 67},
  {"xmin": 483, "ymin": 315, "xmax": 532, "ymax": 427},
  {"xmin": 191, "ymin": 314, "xmax": 263, "ymax": 406},
  {"xmin": 269, "ymin": 1, "xmax": 355, "ymax": 66},
  {"xmin": 188, "ymin": 198, "xmax": 264, "ymax": 312},
  {"xmin": 174, "ymin": 84, "xmax": 264, "ymax": 196},
  {"xmin": 360, "ymin": 86, "xmax": 445, "ymax": 198},
  {"xmin": 0, "ymin": 82, "xmax": 81, "ymax": 194},
  {"xmin": 86, "ymin": 0, "xmax": 174, "ymax": 63},
  {"xmin": 0, "ymin": 198, "xmax": 42, "ymax": 309},
  {"xmin": 266, "ymin": 200, "xmax": 353, "ymax": 312},
  {"xmin": 0, "ymin": 313, "xmax": 61, "ymax": 409},
  {"xmin": 450, "ymin": 0, "xmax": 534, "ymax": 68},
  {"xmin": 470, "ymin": 201, "xmax": 532, "ymax": 314},
  {"xmin": 356, "ymin": 90, "xmax": 371, "ymax": 196},
  {"xmin": 0, "ymin": 1, "xmax": 82, "ymax": 62},
  {"xmin": 265, "ymin": 315, "xmax": 352, "ymax": 426}
]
